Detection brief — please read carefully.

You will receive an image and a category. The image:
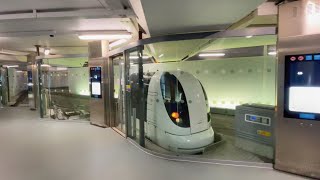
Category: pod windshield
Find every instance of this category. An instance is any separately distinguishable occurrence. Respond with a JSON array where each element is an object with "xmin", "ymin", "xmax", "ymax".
[{"xmin": 160, "ymin": 72, "xmax": 190, "ymax": 128}]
